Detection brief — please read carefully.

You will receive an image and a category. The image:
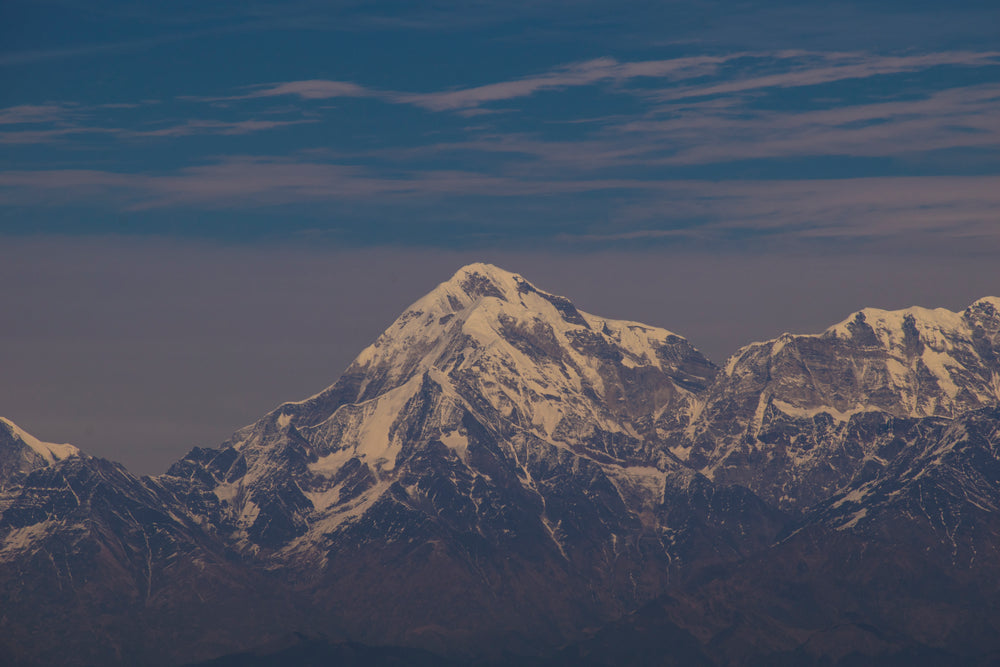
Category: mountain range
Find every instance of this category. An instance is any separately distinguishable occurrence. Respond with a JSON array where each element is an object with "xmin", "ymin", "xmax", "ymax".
[{"xmin": 2, "ymin": 263, "xmax": 999, "ymax": 666}]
